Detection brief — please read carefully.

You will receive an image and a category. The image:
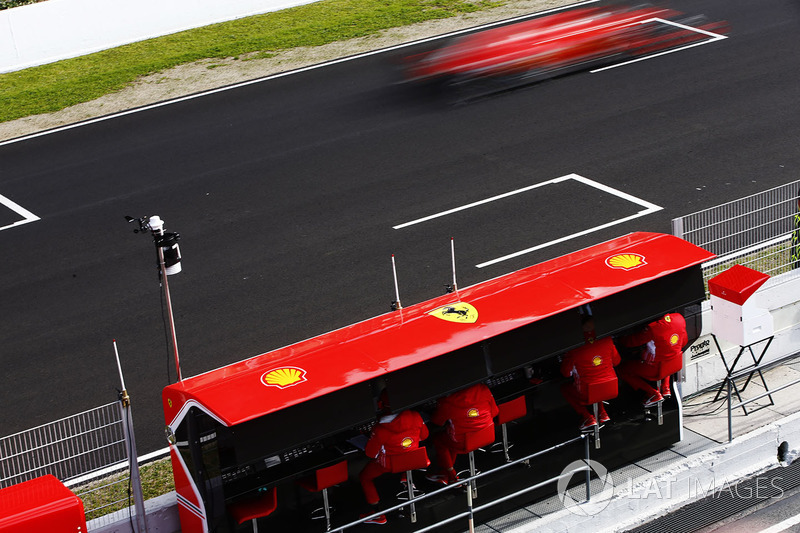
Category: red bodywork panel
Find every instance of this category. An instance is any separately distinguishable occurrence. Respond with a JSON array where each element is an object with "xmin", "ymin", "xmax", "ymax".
[
  {"xmin": 406, "ymin": 5, "xmax": 728, "ymax": 81},
  {"xmin": 163, "ymin": 232, "xmax": 714, "ymax": 429},
  {"xmin": 0, "ymin": 475, "xmax": 86, "ymax": 533}
]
